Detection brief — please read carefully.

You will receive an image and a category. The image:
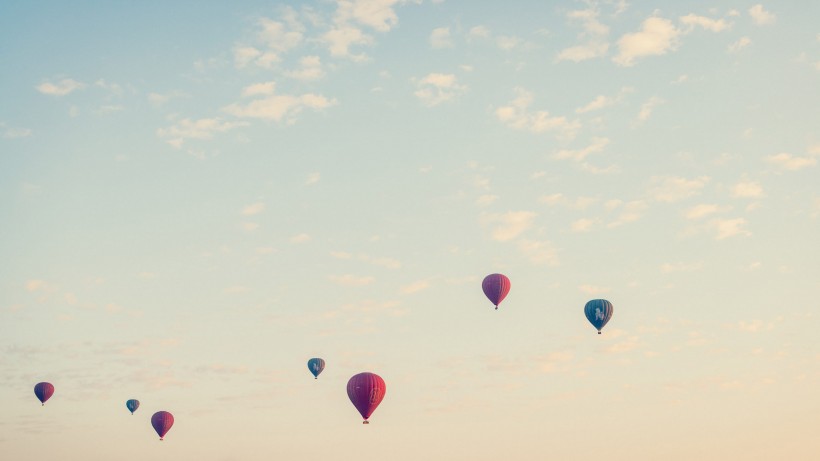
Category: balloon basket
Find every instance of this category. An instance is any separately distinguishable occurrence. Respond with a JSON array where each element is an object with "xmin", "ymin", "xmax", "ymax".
[
  {"xmin": 362, "ymin": 421, "xmax": 369, "ymax": 424},
  {"xmin": 598, "ymin": 331, "xmax": 601, "ymax": 335}
]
